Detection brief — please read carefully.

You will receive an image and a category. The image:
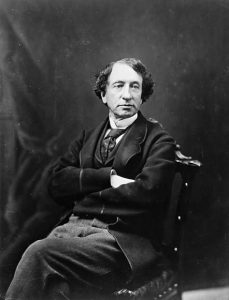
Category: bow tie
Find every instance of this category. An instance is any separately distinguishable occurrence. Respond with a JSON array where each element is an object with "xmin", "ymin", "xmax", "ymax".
[{"xmin": 100, "ymin": 129, "xmax": 126, "ymax": 163}]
